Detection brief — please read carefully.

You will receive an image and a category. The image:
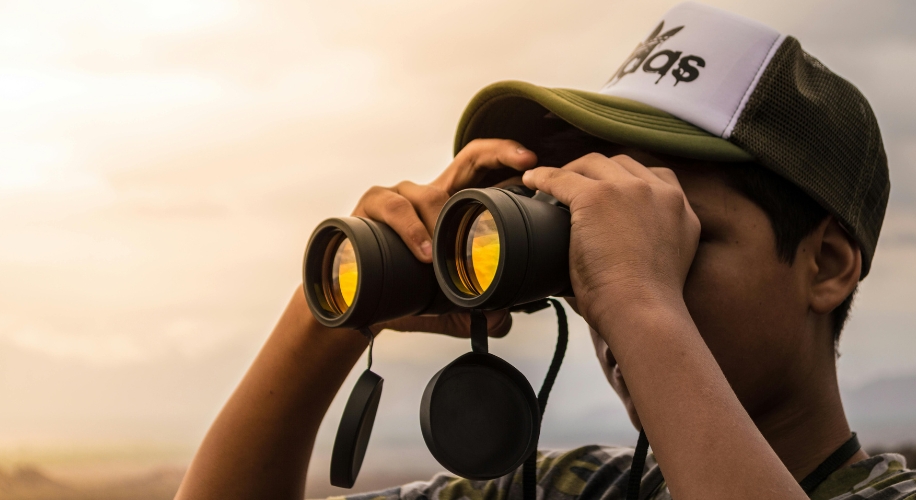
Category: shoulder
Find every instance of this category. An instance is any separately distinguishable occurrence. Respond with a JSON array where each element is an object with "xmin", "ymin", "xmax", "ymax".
[
  {"xmin": 407, "ymin": 445, "xmax": 642, "ymax": 500},
  {"xmin": 538, "ymin": 443, "xmax": 640, "ymax": 481},
  {"xmin": 331, "ymin": 444, "xmax": 646, "ymax": 500},
  {"xmin": 812, "ymin": 453, "xmax": 916, "ymax": 500}
]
